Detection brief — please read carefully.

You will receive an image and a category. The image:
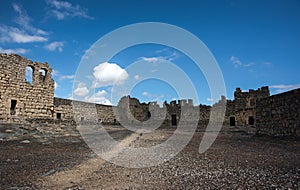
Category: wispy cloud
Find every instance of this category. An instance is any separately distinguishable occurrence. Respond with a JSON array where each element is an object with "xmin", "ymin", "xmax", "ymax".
[
  {"xmin": 9, "ymin": 29, "xmax": 47, "ymax": 43},
  {"xmin": 46, "ymin": 0, "xmax": 94, "ymax": 20},
  {"xmin": 0, "ymin": 26, "xmax": 47, "ymax": 44},
  {"xmin": 139, "ymin": 48, "xmax": 180, "ymax": 63},
  {"xmin": 230, "ymin": 56, "xmax": 254, "ymax": 67},
  {"xmin": 44, "ymin": 41, "xmax": 64, "ymax": 52},
  {"xmin": 206, "ymin": 98, "xmax": 214, "ymax": 102},
  {"xmin": 12, "ymin": 3, "xmax": 47, "ymax": 35},
  {"xmin": 140, "ymin": 57, "xmax": 163, "ymax": 63},
  {"xmin": 156, "ymin": 48, "xmax": 179, "ymax": 61},
  {"xmin": 0, "ymin": 3, "xmax": 48, "ymax": 44},
  {"xmin": 142, "ymin": 91, "xmax": 164, "ymax": 102},
  {"xmin": 0, "ymin": 47, "xmax": 28, "ymax": 54},
  {"xmin": 270, "ymin": 84, "xmax": 300, "ymax": 94},
  {"xmin": 59, "ymin": 74, "xmax": 74, "ymax": 80}
]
